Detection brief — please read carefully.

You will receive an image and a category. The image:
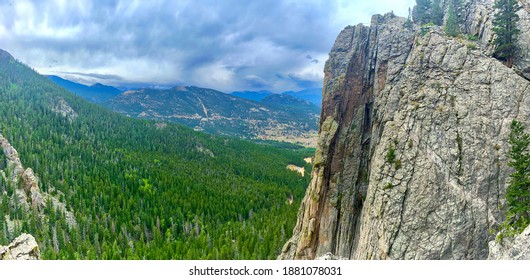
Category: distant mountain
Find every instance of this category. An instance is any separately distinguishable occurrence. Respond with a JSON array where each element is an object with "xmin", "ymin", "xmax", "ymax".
[
  {"xmin": 232, "ymin": 88, "xmax": 322, "ymax": 106},
  {"xmin": 281, "ymin": 88, "xmax": 322, "ymax": 106},
  {"xmin": 231, "ymin": 90, "xmax": 272, "ymax": 101},
  {"xmin": 47, "ymin": 75, "xmax": 122, "ymax": 103},
  {"xmin": 262, "ymin": 93, "xmax": 317, "ymax": 108},
  {"xmin": 105, "ymin": 86, "xmax": 320, "ymax": 146}
]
